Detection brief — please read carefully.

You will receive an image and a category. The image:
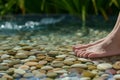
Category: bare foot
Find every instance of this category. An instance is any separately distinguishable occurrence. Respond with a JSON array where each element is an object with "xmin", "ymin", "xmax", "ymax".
[
  {"xmin": 75, "ymin": 35, "xmax": 120, "ymax": 58},
  {"xmin": 73, "ymin": 38, "xmax": 104, "ymax": 51}
]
